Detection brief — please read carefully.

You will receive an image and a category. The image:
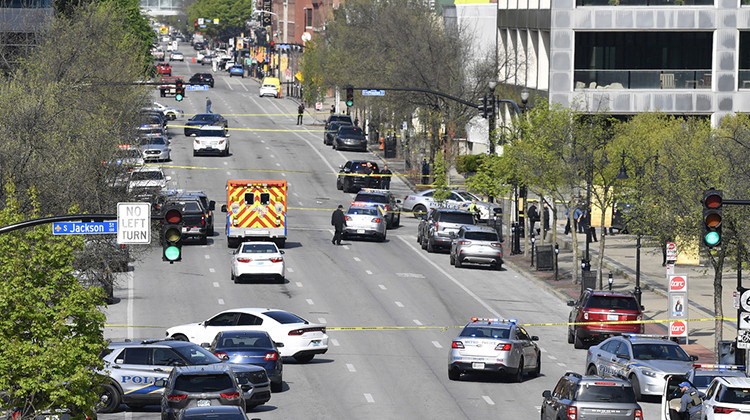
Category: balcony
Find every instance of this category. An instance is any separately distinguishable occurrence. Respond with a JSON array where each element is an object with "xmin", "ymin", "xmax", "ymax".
[
  {"xmin": 574, "ymin": 70, "xmax": 712, "ymax": 90},
  {"xmin": 577, "ymin": 0, "xmax": 714, "ymax": 5}
]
